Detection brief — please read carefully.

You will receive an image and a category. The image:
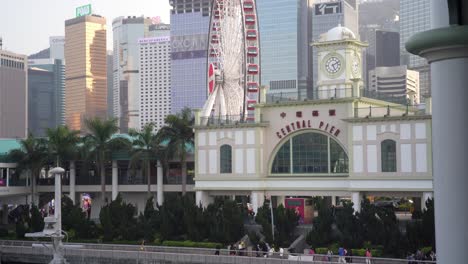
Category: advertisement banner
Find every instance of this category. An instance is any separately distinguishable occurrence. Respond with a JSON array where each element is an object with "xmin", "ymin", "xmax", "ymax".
[
  {"xmin": 285, "ymin": 198, "xmax": 305, "ymax": 223},
  {"xmin": 314, "ymin": 2, "xmax": 342, "ymax": 15}
]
